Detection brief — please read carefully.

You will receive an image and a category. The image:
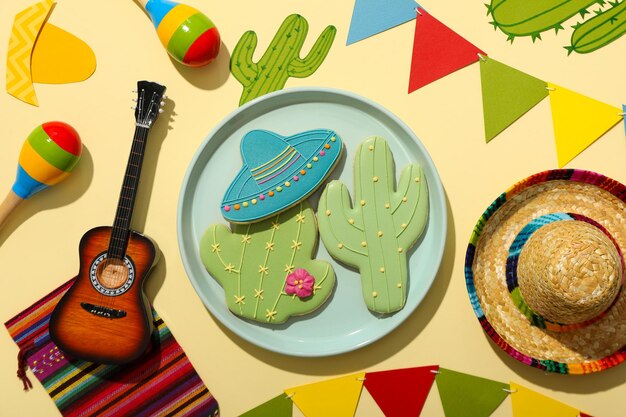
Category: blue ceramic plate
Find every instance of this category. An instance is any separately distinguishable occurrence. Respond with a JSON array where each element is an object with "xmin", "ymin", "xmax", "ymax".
[{"xmin": 177, "ymin": 88, "xmax": 446, "ymax": 357}]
